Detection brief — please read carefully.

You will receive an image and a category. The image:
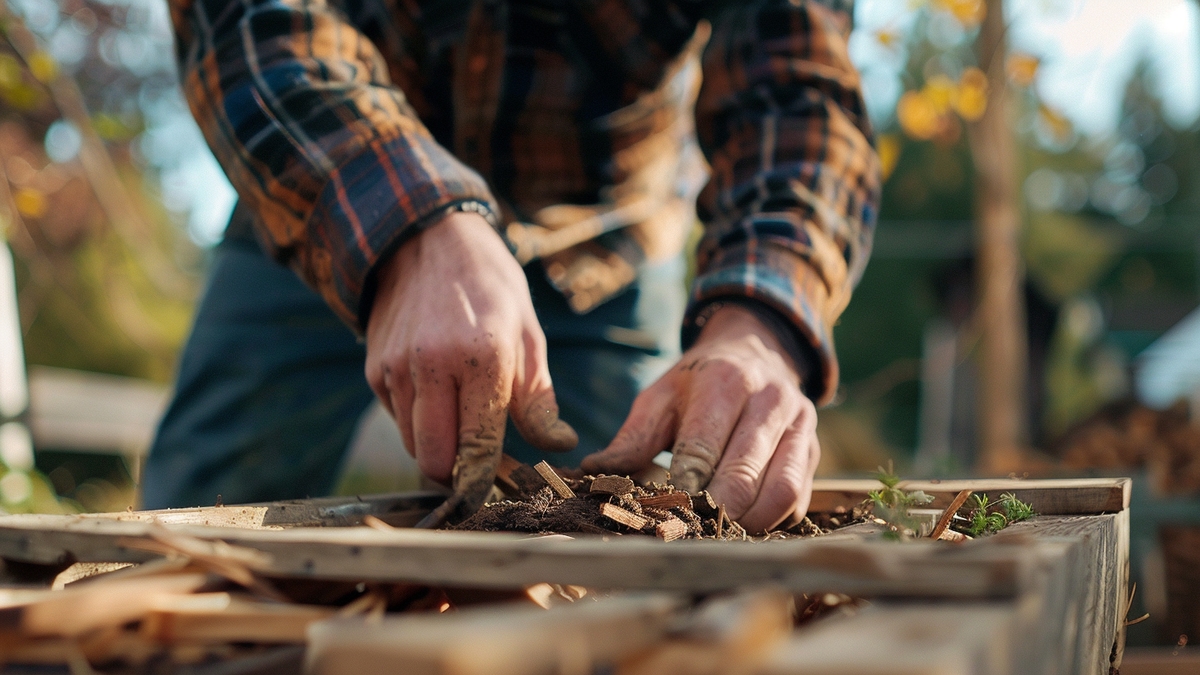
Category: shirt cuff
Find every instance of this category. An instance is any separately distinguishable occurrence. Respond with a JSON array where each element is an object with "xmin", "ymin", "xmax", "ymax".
[
  {"xmin": 683, "ymin": 242, "xmax": 842, "ymax": 406},
  {"xmin": 304, "ymin": 135, "xmax": 501, "ymax": 333}
]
